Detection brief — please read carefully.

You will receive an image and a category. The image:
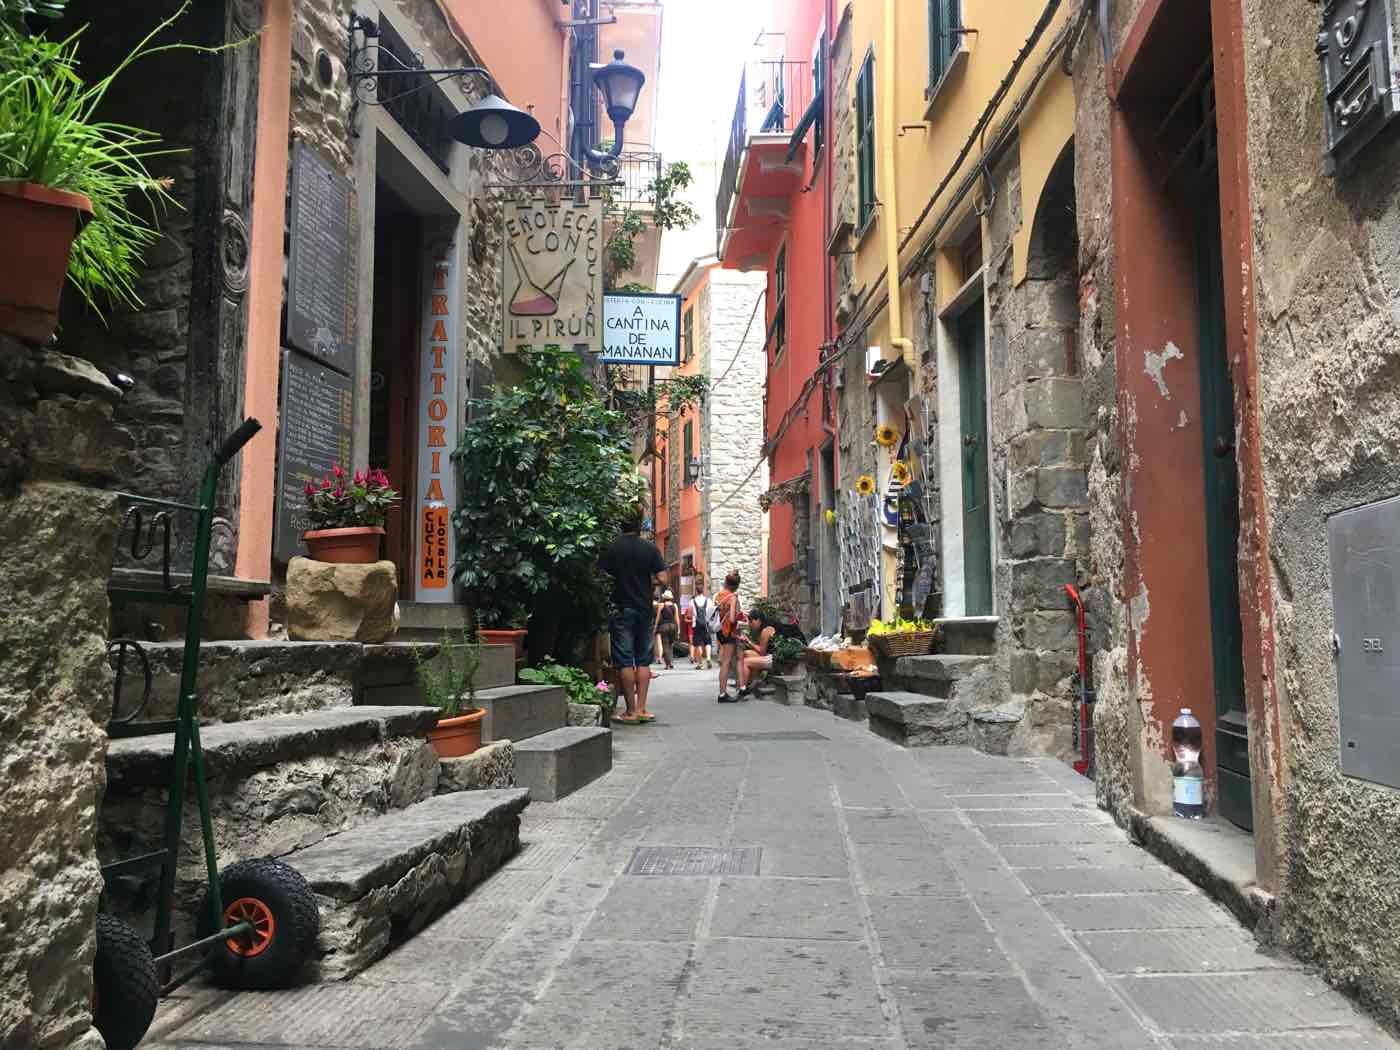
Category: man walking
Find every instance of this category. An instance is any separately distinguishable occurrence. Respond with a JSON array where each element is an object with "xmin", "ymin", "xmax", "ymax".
[
  {"xmin": 690, "ymin": 579, "xmax": 715, "ymax": 670},
  {"xmin": 599, "ymin": 506, "xmax": 667, "ymax": 724},
  {"xmin": 714, "ymin": 571, "xmax": 742, "ymax": 703}
]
